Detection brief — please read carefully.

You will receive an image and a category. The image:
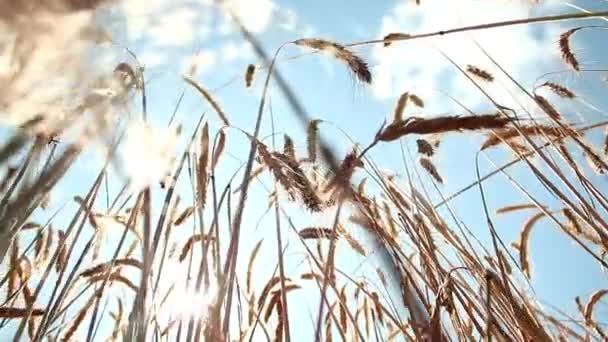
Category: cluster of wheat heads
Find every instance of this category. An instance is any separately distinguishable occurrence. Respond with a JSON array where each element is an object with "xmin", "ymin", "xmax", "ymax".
[{"xmin": 1, "ymin": 1, "xmax": 608, "ymax": 341}]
